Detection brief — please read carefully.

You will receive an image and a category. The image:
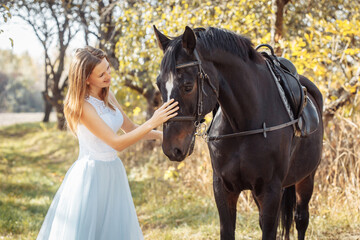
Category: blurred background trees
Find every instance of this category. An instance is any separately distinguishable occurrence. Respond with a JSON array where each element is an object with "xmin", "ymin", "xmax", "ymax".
[
  {"xmin": 1, "ymin": 0, "xmax": 359, "ymax": 133},
  {"xmin": 0, "ymin": 50, "xmax": 43, "ymax": 112}
]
